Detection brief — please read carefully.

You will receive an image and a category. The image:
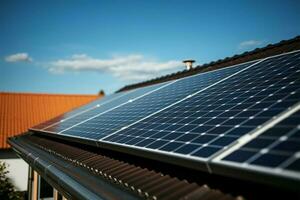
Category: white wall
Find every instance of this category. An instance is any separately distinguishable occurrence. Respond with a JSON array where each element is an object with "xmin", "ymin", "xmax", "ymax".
[{"xmin": 0, "ymin": 158, "xmax": 28, "ymax": 191}]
